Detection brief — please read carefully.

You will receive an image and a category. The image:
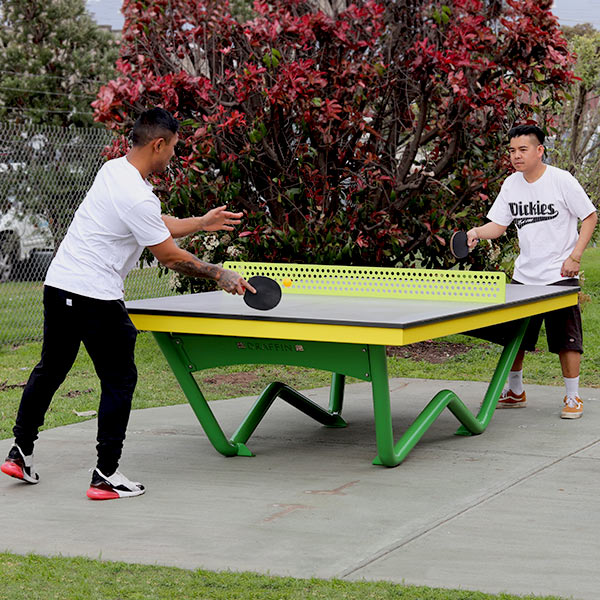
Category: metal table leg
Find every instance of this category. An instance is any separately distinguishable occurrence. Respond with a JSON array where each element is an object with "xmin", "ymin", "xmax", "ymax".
[{"xmin": 371, "ymin": 319, "xmax": 529, "ymax": 466}]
